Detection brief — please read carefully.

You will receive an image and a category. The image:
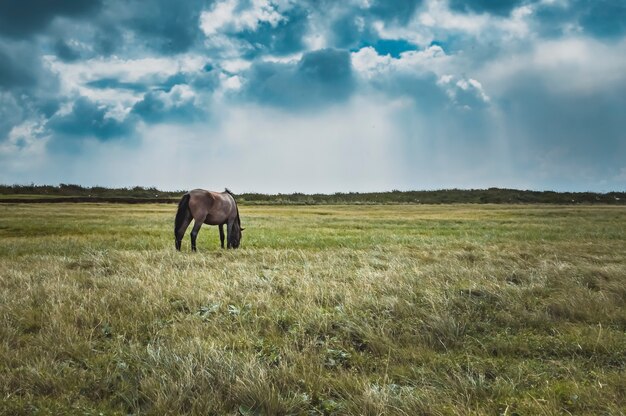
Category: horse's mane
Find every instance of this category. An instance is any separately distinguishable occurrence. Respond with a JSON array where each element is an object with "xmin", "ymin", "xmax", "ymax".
[{"xmin": 225, "ymin": 188, "xmax": 241, "ymax": 226}]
